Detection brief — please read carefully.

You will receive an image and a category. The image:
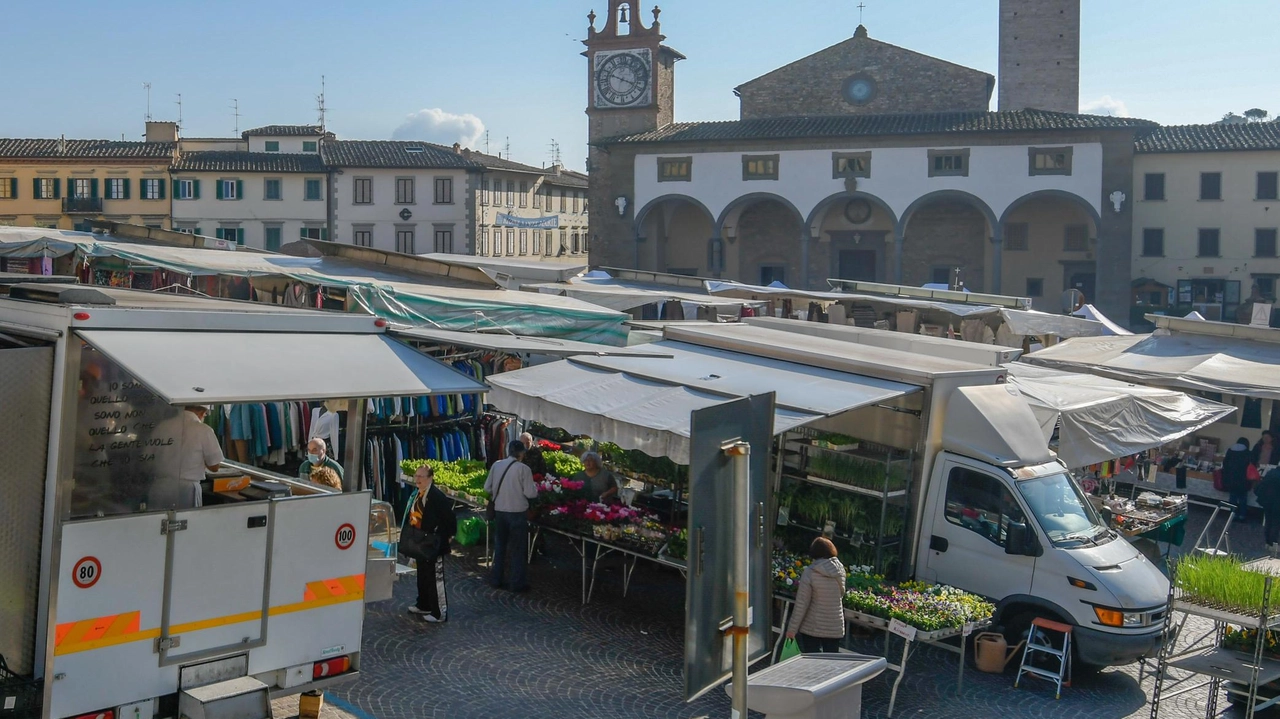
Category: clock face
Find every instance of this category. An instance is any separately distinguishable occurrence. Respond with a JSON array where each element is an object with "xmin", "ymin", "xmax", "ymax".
[
  {"xmin": 842, "ymin": 75, "xmax": 877, "ymax": 105},
  {"xmin": 594, "ymin": 49, "xmax": 652, "ymax": 108}
]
